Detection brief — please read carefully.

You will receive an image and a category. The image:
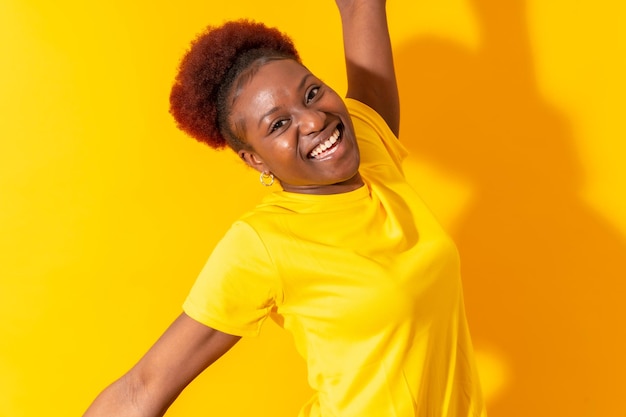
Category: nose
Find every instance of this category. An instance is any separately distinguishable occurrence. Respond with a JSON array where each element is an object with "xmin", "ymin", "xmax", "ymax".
[{"xmin": 296, "ymin": 108, "xmax": 326, "ymax": 136}]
